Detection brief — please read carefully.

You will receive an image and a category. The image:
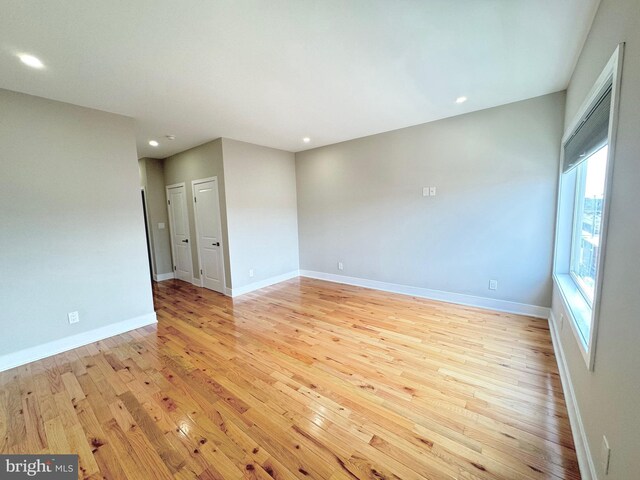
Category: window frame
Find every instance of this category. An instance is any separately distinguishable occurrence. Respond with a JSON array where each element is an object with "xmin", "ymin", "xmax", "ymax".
[{"xmin": 552, "ymin": 44, "xmax": 624, "ymax": 370}]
